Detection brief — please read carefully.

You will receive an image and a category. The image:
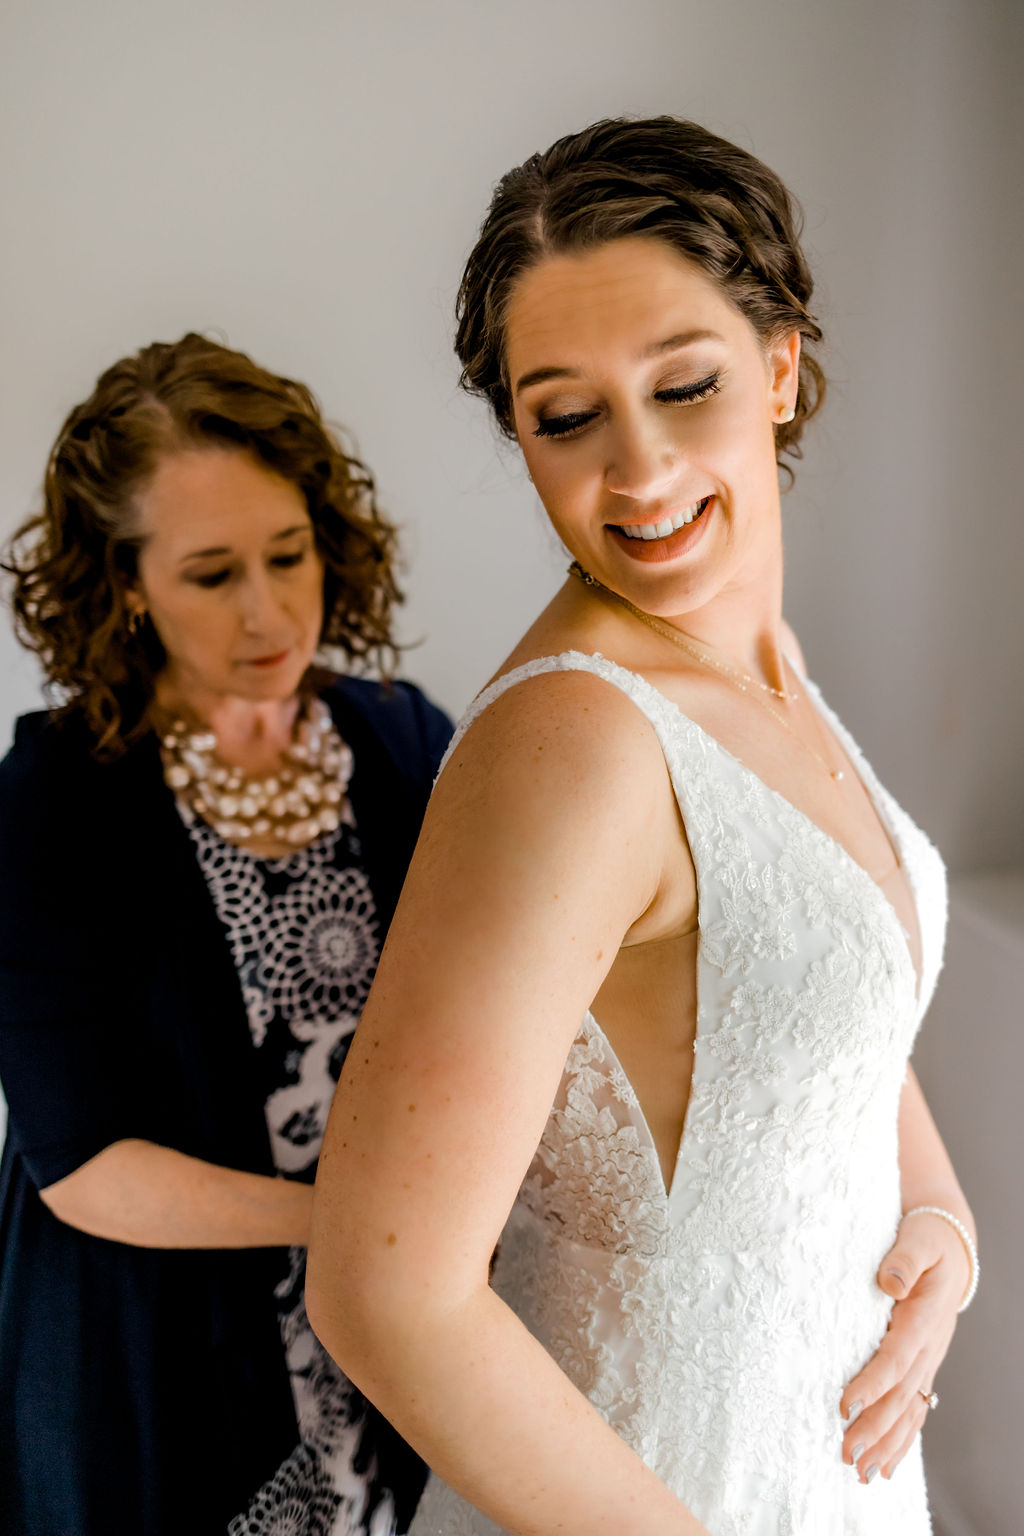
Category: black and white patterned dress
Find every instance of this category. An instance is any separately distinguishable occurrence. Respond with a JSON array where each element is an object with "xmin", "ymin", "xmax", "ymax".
[{"xmin": 181, "ymin": 794, "xmax": 393, "ymax": 1536}]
